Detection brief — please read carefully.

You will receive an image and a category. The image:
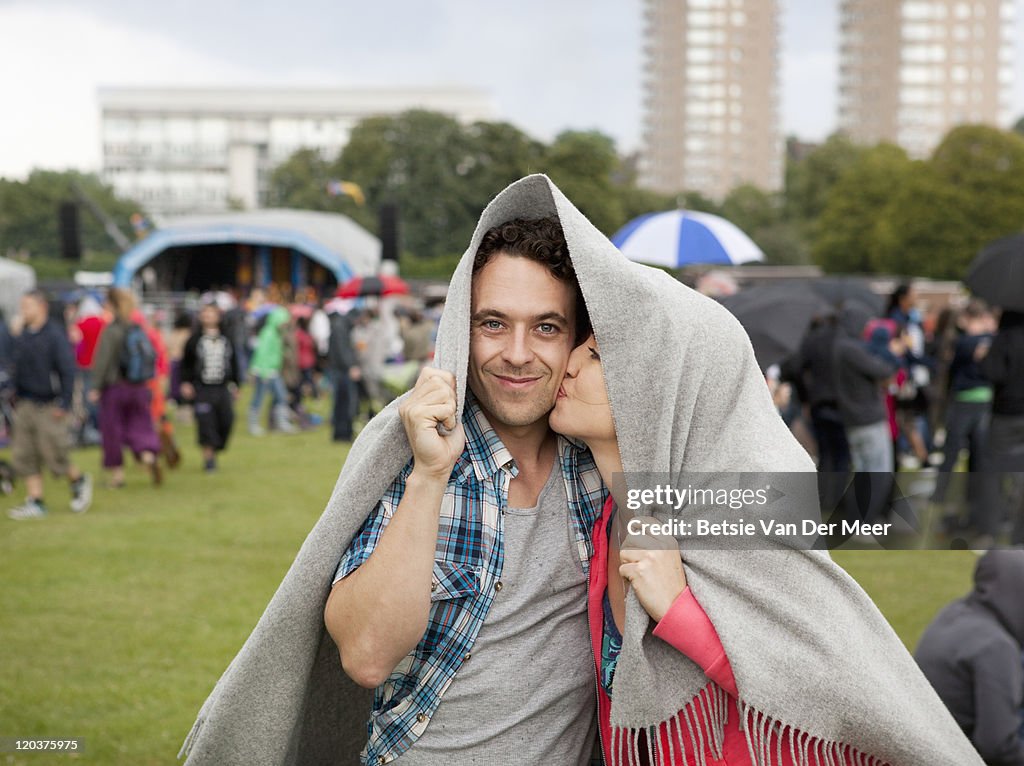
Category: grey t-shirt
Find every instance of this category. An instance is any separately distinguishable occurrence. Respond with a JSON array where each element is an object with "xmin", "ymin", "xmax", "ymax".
[{"xmin": 394, "ymin": 462, "xmax": 597, "ymax": 765}]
